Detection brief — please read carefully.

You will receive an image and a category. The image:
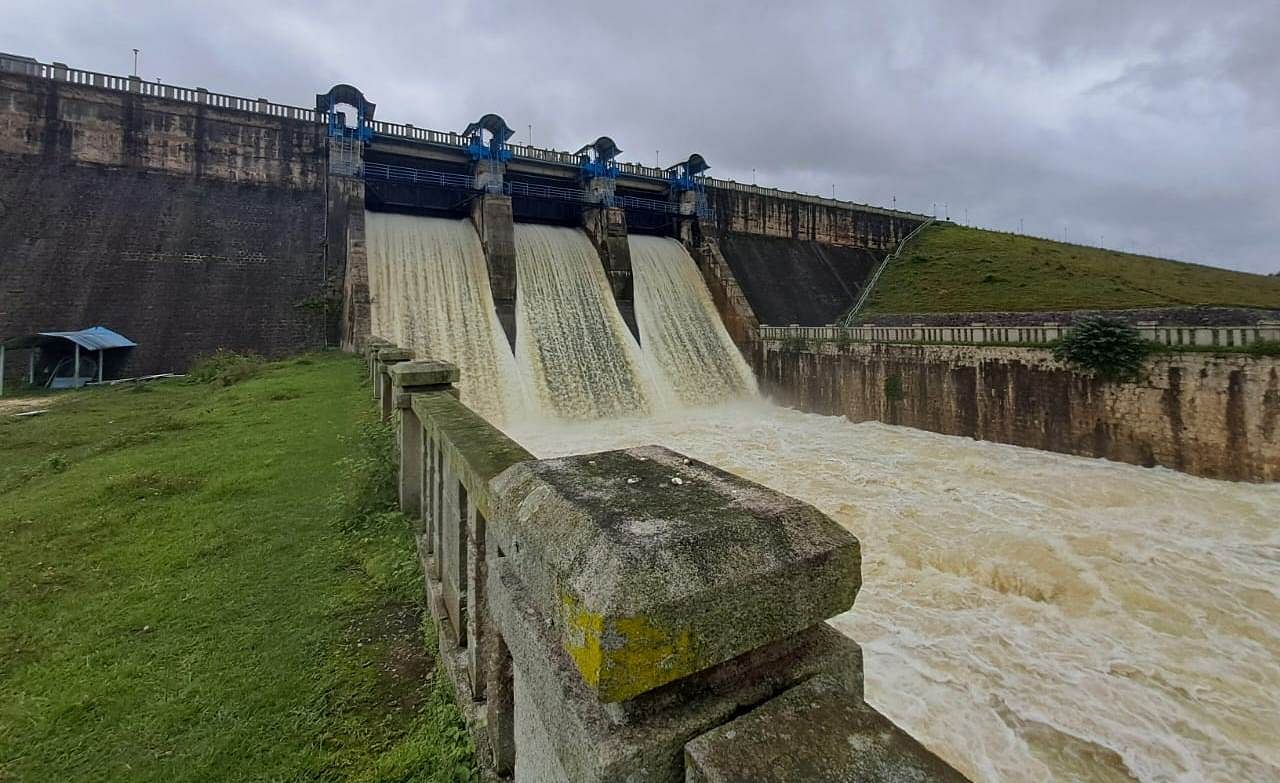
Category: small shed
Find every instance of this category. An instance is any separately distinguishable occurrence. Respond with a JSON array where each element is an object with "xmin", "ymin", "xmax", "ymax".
[{"xmin": 0, "ymin": 326, "xmax": 137, "ymax": 395}]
